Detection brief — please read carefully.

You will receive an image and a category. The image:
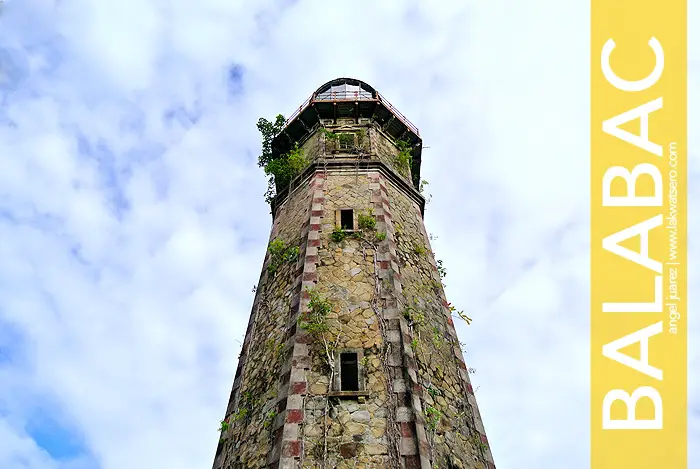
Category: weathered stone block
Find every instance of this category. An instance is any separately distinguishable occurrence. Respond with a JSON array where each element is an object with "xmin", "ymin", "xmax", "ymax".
[
  {"xmin": 351, "ymin": 410, "xmax": 371, "ymax": 422},
  {"xmin": 339, "ymin": 442, "xmax": 360, "ymax": 458}
]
